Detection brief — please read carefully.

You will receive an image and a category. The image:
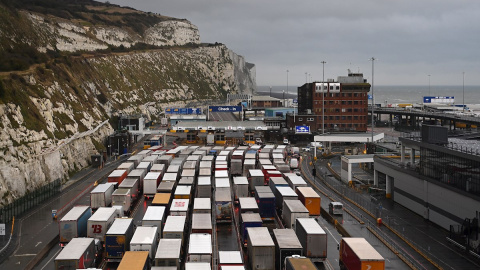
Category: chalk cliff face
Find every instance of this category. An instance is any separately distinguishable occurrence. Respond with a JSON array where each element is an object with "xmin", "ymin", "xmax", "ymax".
[
  {"xmin": 25, "ymin": 12, "xmax": 201, "ymax": 51},
  {"xmin": 0, "ymin": 1, "xmax": 256, "ymax": 204}
]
